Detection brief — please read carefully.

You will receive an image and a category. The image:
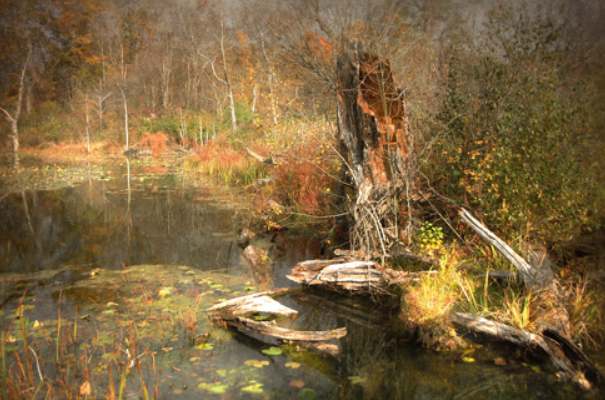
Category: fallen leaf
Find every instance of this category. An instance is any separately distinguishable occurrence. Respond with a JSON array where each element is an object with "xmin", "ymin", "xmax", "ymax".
[
  {"xmin": 79, "ymin": 381, "xmax": 91, "ymax": 396},
  {"xmin": 285, "ymin": 361, "xmax": 301, "ymax": 369}
]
